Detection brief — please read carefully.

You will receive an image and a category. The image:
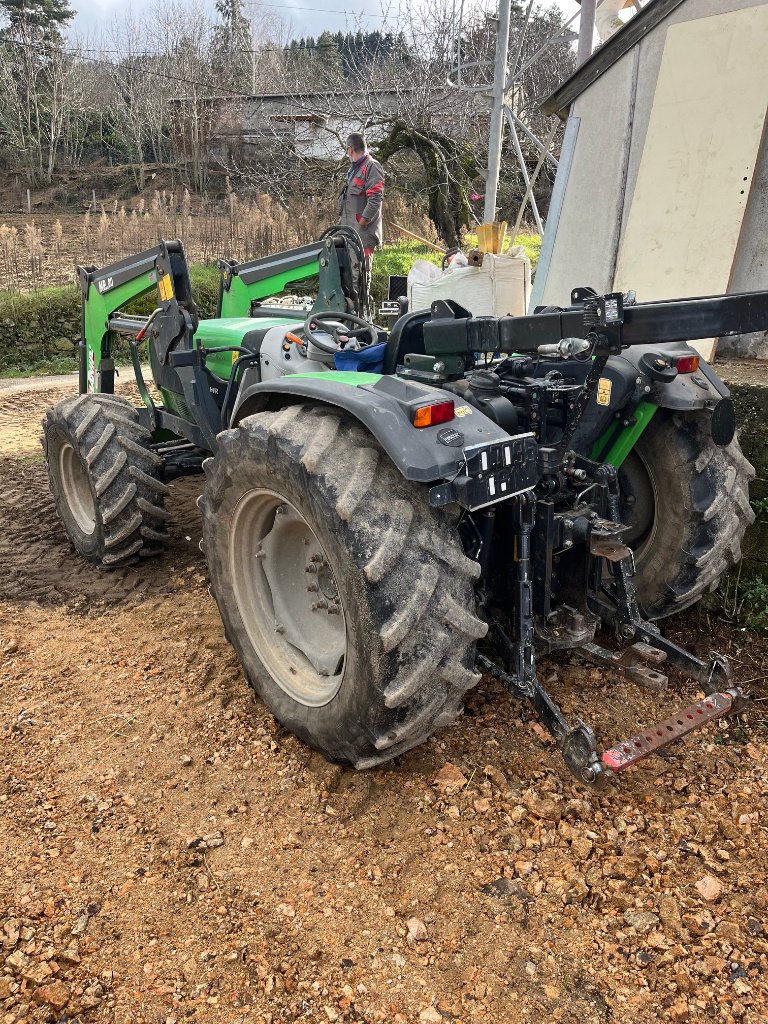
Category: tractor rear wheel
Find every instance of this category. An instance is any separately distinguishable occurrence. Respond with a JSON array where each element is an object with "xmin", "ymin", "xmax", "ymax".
[
  {"xmin": 43, "ymin": 394, "xmax": 170, "ymax": 567},
  {"xmin": 201, "ymin": 404, "xmax": 487, "ymax": 768},
  {"xmin": 619, "ymin": 409, "xmax": 754, "ymax": 619}
]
